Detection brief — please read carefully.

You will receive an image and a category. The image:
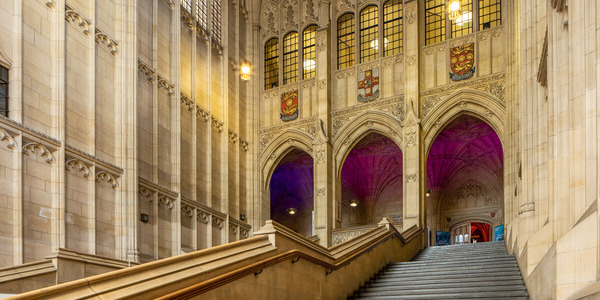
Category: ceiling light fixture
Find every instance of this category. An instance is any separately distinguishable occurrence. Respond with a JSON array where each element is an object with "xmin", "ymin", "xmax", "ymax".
[{"xmin": 448, "ymin": 0, "xmax": 461, "ymax": 21}]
